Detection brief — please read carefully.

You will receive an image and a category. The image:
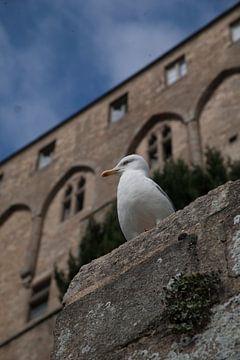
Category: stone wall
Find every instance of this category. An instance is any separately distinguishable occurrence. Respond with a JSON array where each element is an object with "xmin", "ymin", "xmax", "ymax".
[
  {"xmin": 1, "ymin": 315, "xmax": 56, "ymax": 360},
  {"xmin": 53, "ymin": 180, "xmax": 240, "ymax": 360}
]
